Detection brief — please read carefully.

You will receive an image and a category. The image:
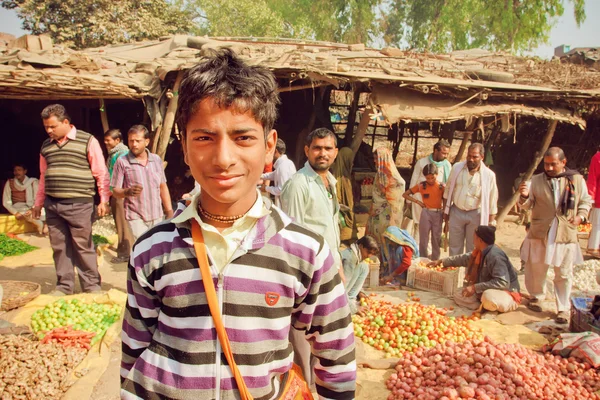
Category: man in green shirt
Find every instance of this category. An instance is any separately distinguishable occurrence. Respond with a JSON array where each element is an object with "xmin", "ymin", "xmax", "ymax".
[
  {"xmin": 281, "ymin": 128, "xmax": 343, "ymax": 276},
  {"xmin": 280, "ymin": 127, "xmax": 343, "ymax": 387}
]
